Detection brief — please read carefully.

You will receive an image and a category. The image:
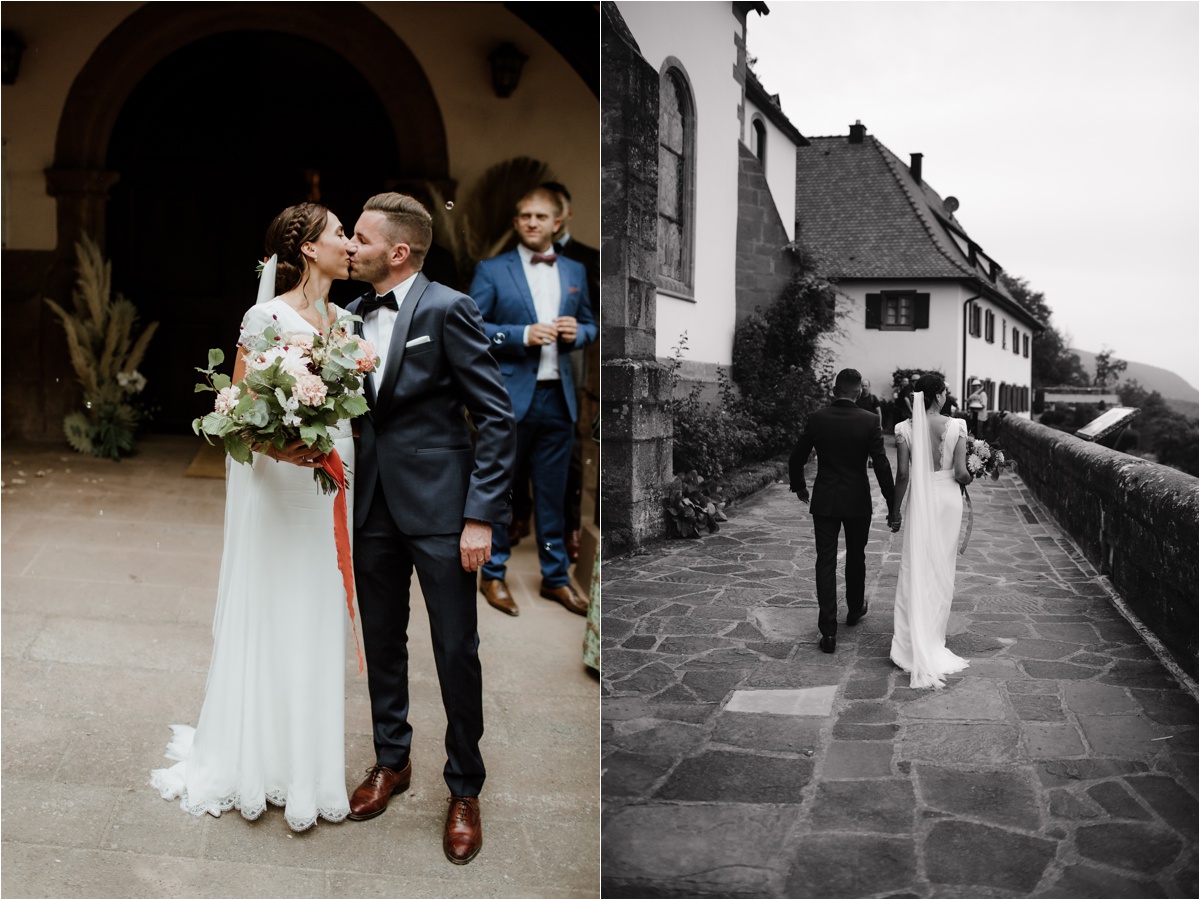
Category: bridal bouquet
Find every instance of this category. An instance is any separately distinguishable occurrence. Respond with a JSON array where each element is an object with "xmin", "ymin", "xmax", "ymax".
[
  {"xmin": 964, "ymin": 436, "xmax": 1012, "ymax": 482},
  {"xmin": 192, "ymin": 312, "xmax": 378, "ymax": 494}
]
